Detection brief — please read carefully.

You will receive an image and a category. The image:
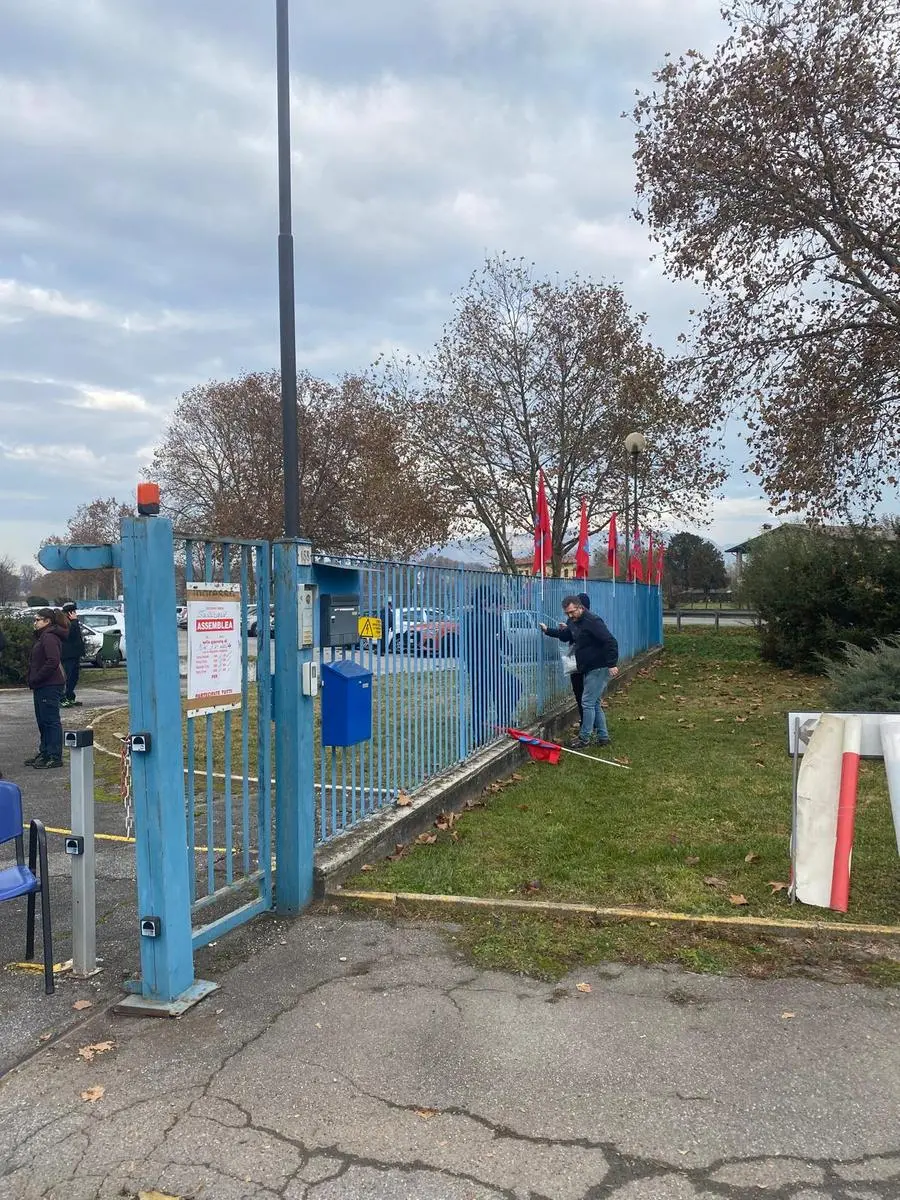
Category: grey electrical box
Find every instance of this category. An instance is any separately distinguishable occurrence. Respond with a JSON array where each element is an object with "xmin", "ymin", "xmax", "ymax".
[{"xmin": 319, "ymin": 593, "xmax": 359, "ymax": 648}]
